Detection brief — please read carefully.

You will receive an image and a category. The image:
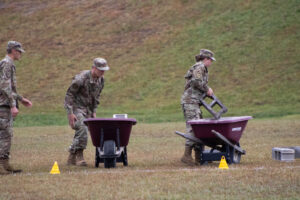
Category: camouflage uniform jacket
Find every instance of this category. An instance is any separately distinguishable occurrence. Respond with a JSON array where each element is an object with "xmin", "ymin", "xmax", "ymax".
[
  {"xmin": 181, "ymin": 61, "xmax": 209, "ymax": 104},
  {"xmin": 64, "ymin": 70, "xmax": 104, "ymax": 116},
  {"xmin": 0, "ymin": 55, "xmax": 23, "ymax": 108}
]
